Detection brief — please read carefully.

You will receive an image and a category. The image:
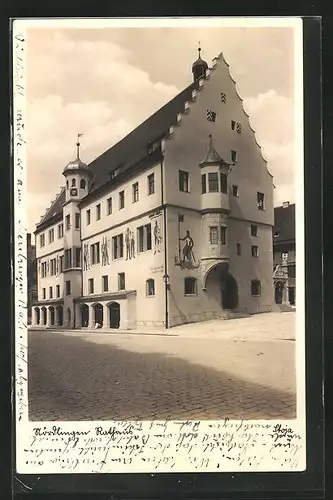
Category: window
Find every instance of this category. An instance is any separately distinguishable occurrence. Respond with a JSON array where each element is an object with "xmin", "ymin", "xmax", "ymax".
[
  {"xmin": 209, "ymin": 226, "xmax": 218, "ymax": 245},
  {"xmin": 146, "ymin": 279, "xmax": 155, "ymax": 296},
  {"xmin": 58, "ymin": 223, "xmax": 63, "ymax": 239},
  {"xmin": 86, "ymin": 209, "xmax": 91, "ymax": 225},
  {"xmin": 49, "ymin": 286, "xmax": 53, "ymax": 299},
  {"xmin": 42, "ymin": 288, "xmax": 46, "ymax": 299},
  {"xmin": 71, "ymin": 178, "xmax": 76, "ymax": 187},
  {"xmin": 112, "ymin": 234, "xmax": 124, "ymax": 259},
  {"xmin": 40, "ymin": 234, "xmax": 45, "ymax": 247},
  {"xmin": 257, "ymin": 192, "xmax": 265, "ymax": 210},
  {"xmin": 148, "ymin": 173, "xmax": 155, "ymax": 195},
  {"xmin": 252, "ymin": 245, "xmax": 259, "ymax": 258},
  {"xmin": 231, "ymin": 150, "xmax": 237, "ymax": 163},
  {"xmin": 184, "ymin": 277, "xmax": 197, "ymax": 296},
  {"xmin": 221, "ymin": 92, "xmax": 226, "ymax": 103},
  {"xmin": 231, "ymin": 120, "xmax": 236, "ymax": 130},
  {"xmin": 41, "ymin": 262, "xmax": 47, "ymax": 278},
  {"xmin": 118, "ymin": 272, "xmax": 125, "ymax": 291},
  {"xmin": 88, "ymin": 278, "xmax": 94, "ymax": 294},
  {"xmin": 251, "ymin": 224, "xmax": 258, "ymax": 237},
  {"xmin": 119, "ymin": 190, "xmax": 125, "ymax": 209},
  {"xmin": 65, "ymin": 281, "xmax": 71, "ymax": 296},
  {"xmin": 66, "ymin": 180, "xmax": 69, "ymax": 189},
  {"xmin": 48, "ymin": 228, "xmax": 54, "ymax": 244},
  {"xmin": 96, "ymin": 204, "xmax": 101, "ymax": 221},
  {"xmin": 220, "ymin": 226, "xmax": 227, "ymax": 245},
  {"xmin": 201, "ymin": 174, "xmax": 206, "ymax": 194},
  {"xmin": 102, "ymin": 275, "xmax": 109, "ymax": 292},
  {"xmin": 107, "ymin": 197, "xmax": 112, "ymax": 215},
  {"xmin": 179, "ymin": 170, "xmax": 190, "ymax": 192},
  {"xmin": 65, "ymin": 214, "xmax": 71, "ymax": 231},
  {"xmin": 208, "ymin": 172, "xmax": 219, "ymax": 192},
  {"xmin": 232, "ymin": 185, "xmax": 239, "ymax": 197},
  {"xmin": 64, "ymin": 249, "xmax": 72, "ymax": 269},
  {"xmin": 251, "ymin": 280, "xmax": 261, "ymax": 296},
  {"xmin": 50, "ymin": 258, "xmax": 56, "ymax": 276},
  {"xmin": 80, "ymin": 178, "xmax": 86, "ymax": 189},
  {"xmin": 236, "ymin": 243, "xmax": 241, "ymax": 255},
  {"xmin": 75, "ymin": 213, "xmax": 80, "ymax": 230},
  {"xmin": 56, "ymin": 285, "xmax": 60, "ymax": 298},
  {"xmin": 220, "ymin": 173, "xmax": 228, "ymax": 194},
  {"xmin": 236, "ymin": 122, "xmax": 242, "ymax": 134},
  {"xmin": 137, "ymin": 223, "xmax": 152, "ymax": 252},
  {"xmin": 59, "ymin": 255, "xmax": 64, "ymax": 273},
  {"xmin": 74, "ymin": 247, "xmax": 81, "ymax": 267},
  {"xmin": 132, "ymin": 182, "xmax": 139, "ymax": 203},
  {"xmin": 90, "ymin": 242, "xmax": 100, "ymax": 265}
]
